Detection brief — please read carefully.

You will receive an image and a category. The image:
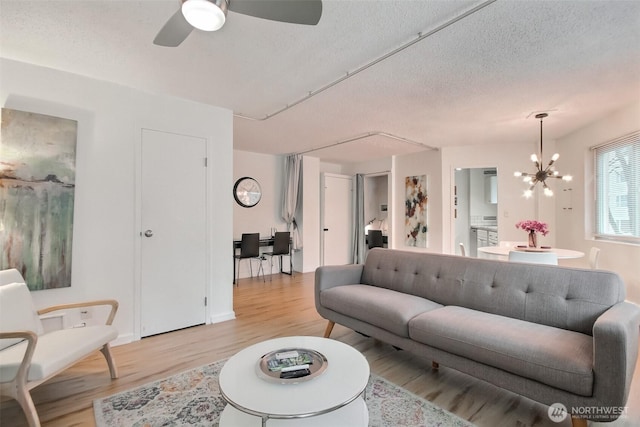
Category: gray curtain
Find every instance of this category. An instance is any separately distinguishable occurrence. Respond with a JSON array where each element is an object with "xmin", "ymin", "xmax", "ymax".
[
  {"xmin": 352, "ymin": 174, "xmax": 365, "ymax": 264},
  {"xmin": 282, "ymin": 154, "xmax": 302, "ymax": 250}
]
